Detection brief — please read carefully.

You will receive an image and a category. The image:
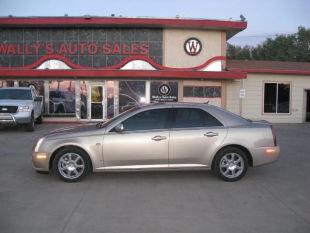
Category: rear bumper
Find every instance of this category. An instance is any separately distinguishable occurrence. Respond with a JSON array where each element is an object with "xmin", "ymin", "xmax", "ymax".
[{"xmin": 252, "ymin": 146, "xmax": 280, "ymax": 167}]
